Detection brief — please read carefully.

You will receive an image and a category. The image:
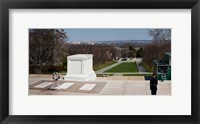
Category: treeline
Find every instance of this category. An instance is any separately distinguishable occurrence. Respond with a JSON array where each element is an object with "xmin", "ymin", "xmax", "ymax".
[
  {"xmin": 120, "ymin": 44, "xmax": 143, "ymax": 58},
  {"xmin": 142, "ymin": 41, "xmax": 171, "ymax": 71},
  {"xmin": 67, "ymin": 44, "xmax": 117, "ymax": 66}
]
